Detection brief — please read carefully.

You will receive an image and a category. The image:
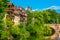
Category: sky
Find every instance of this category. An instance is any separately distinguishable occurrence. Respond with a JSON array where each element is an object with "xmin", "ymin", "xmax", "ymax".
[{"xmin": 10, "ymin": 0, "xmax": 60, "ymax": 13}]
